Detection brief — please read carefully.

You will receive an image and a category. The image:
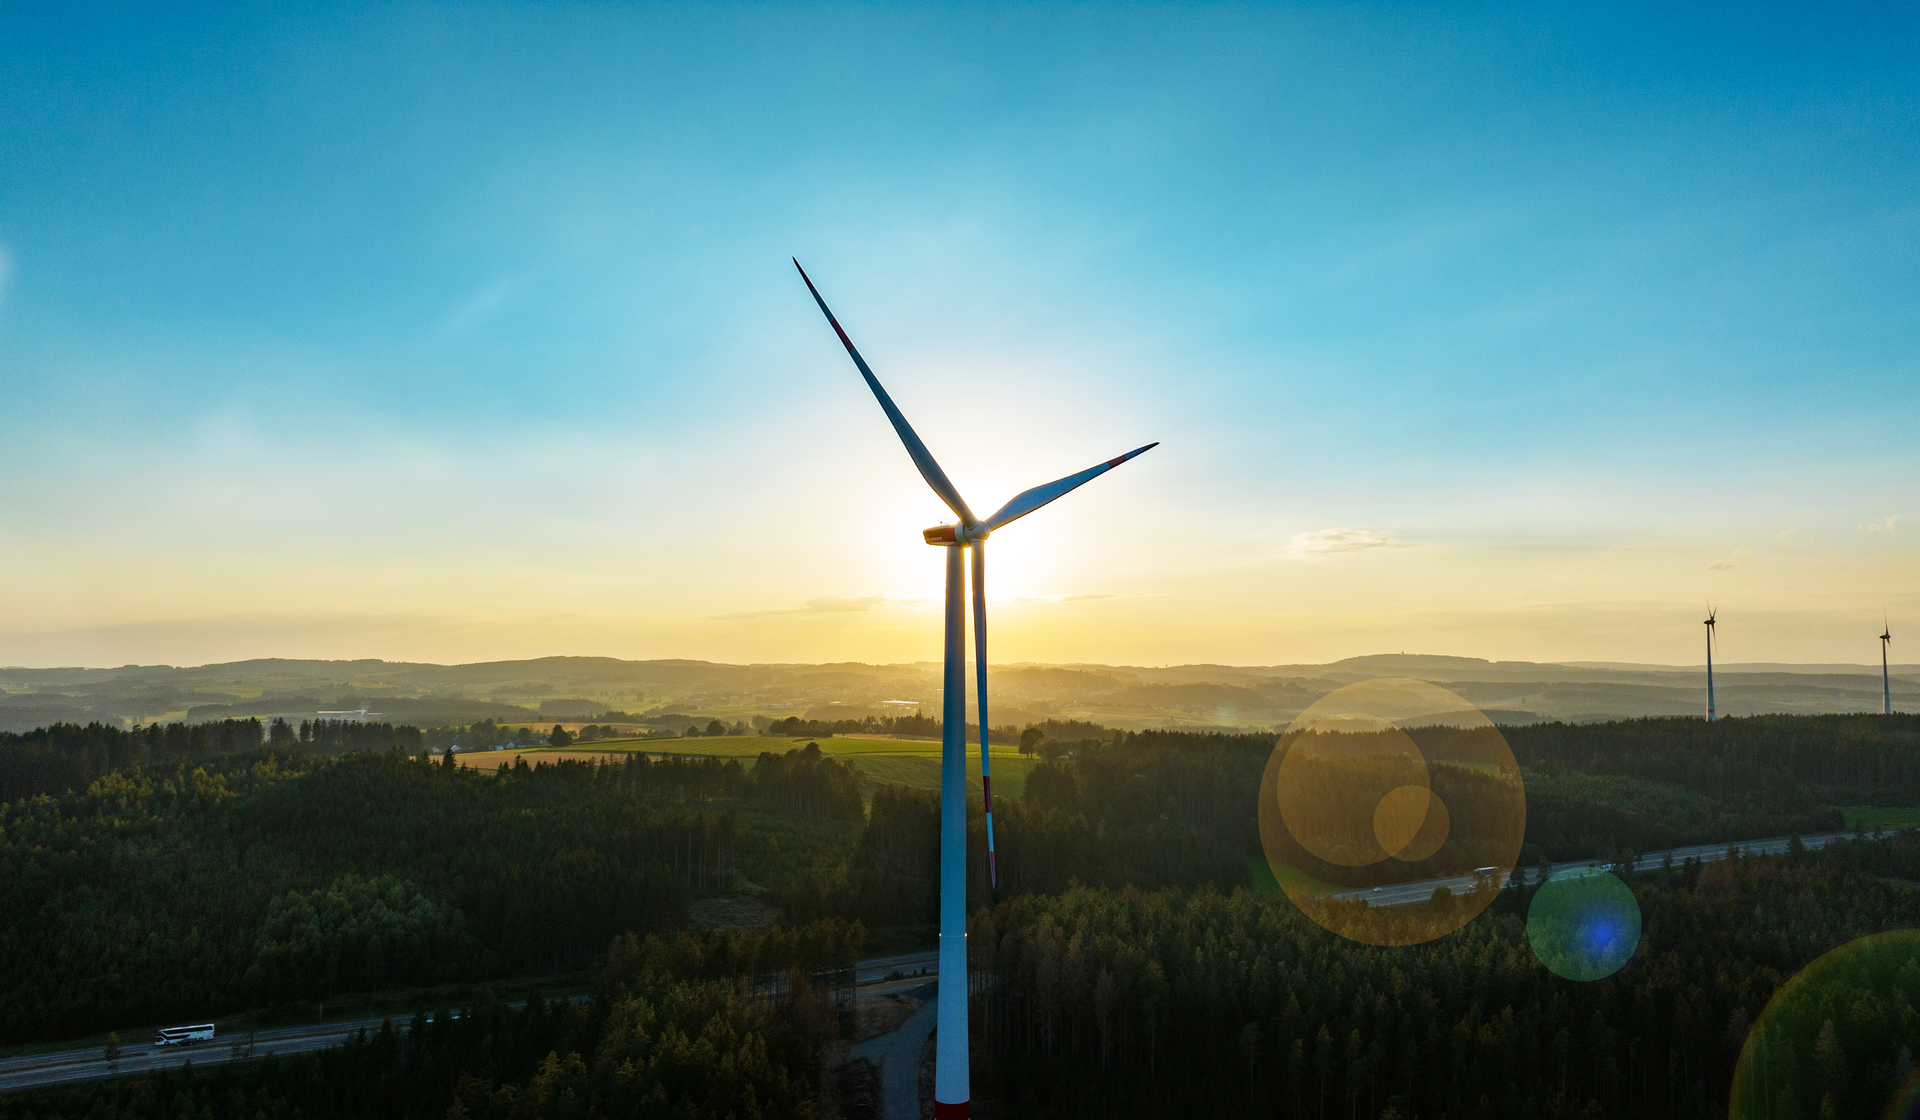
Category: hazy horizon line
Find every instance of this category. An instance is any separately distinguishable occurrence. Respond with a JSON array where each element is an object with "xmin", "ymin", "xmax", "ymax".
[{"xmin": 5, "ymin": 652, "xmax": 1913, "ymax": 674}]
